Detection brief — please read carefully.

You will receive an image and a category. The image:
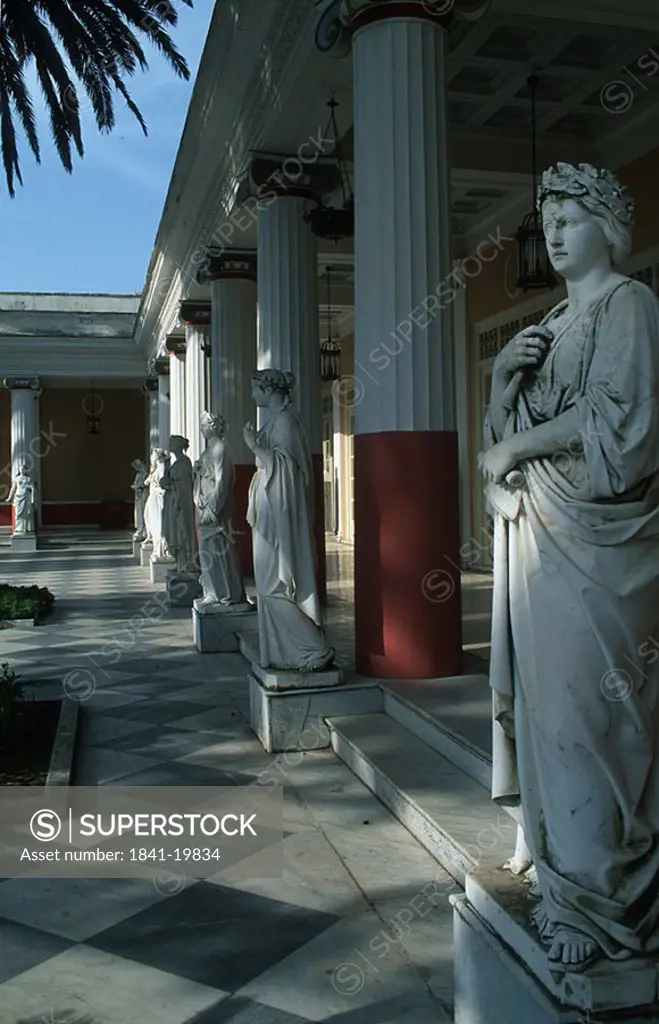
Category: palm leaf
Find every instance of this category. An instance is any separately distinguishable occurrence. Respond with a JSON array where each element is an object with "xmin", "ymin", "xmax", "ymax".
[{"xmin": 0, "ymin": 0, "xmax": 194, "ymax": 194}]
